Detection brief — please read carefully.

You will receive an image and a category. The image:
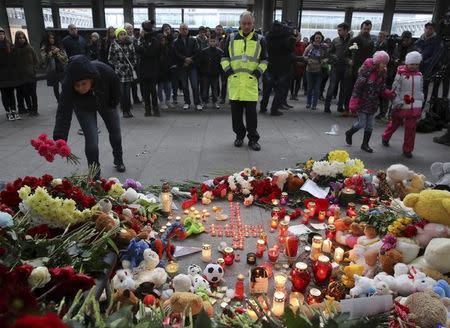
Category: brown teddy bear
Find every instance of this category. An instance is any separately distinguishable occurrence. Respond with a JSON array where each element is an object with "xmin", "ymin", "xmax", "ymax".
[
  {"xmin": 401, "ymin": 290, "xmax": 448, "ymax": 328},
  {"xmin": 164, "ymin": 292, "xmax": 213, "ymax": 318},
  {"xmin": 93, "ymin": 212, "xmax": 137, "ymax": 248},
  {"xmin": 108, "ymin": 289, "xmax": 139, "ymax": 314},
  {"xmin": 379, "ymin": 249, "xmax": 404, "ymax": 275},
  {"xmin": 285, "ymin": 174, "xmax": 305, "ymax": 192}
]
